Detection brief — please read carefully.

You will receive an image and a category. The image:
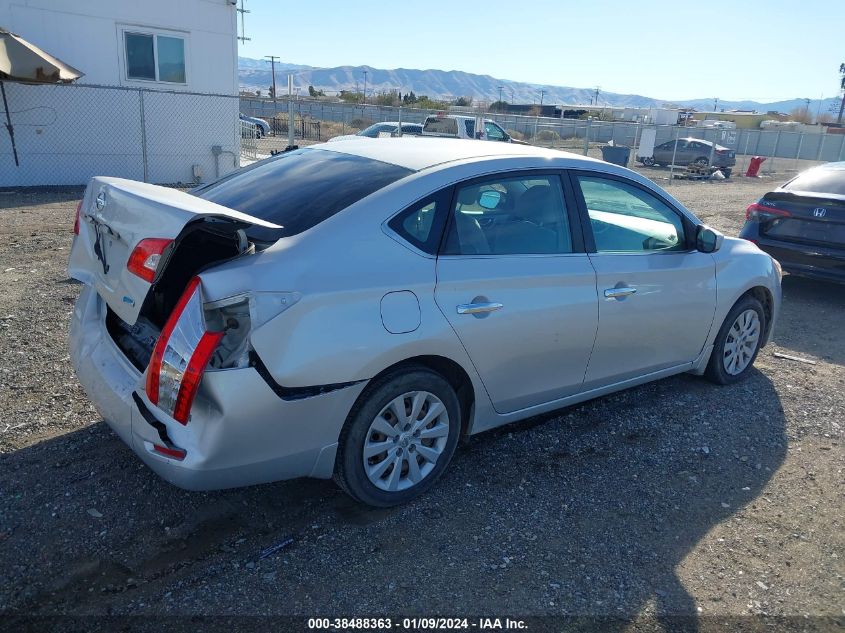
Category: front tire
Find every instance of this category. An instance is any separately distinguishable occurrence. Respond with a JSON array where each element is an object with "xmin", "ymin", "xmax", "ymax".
[
  {"xmin": 642, "ymin": 156, "xmax": 655, "ymax": 166},
  {"xmin": 334, "ymin": 367, "xmax": 461, "ymax": 507},
  {"xmin": 694, "ymin": 157, "xmax": 709, "ymax": 166},
  {"xmin": 705, "ymin": 296, "xmax": 766, "ymax": 385}
]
